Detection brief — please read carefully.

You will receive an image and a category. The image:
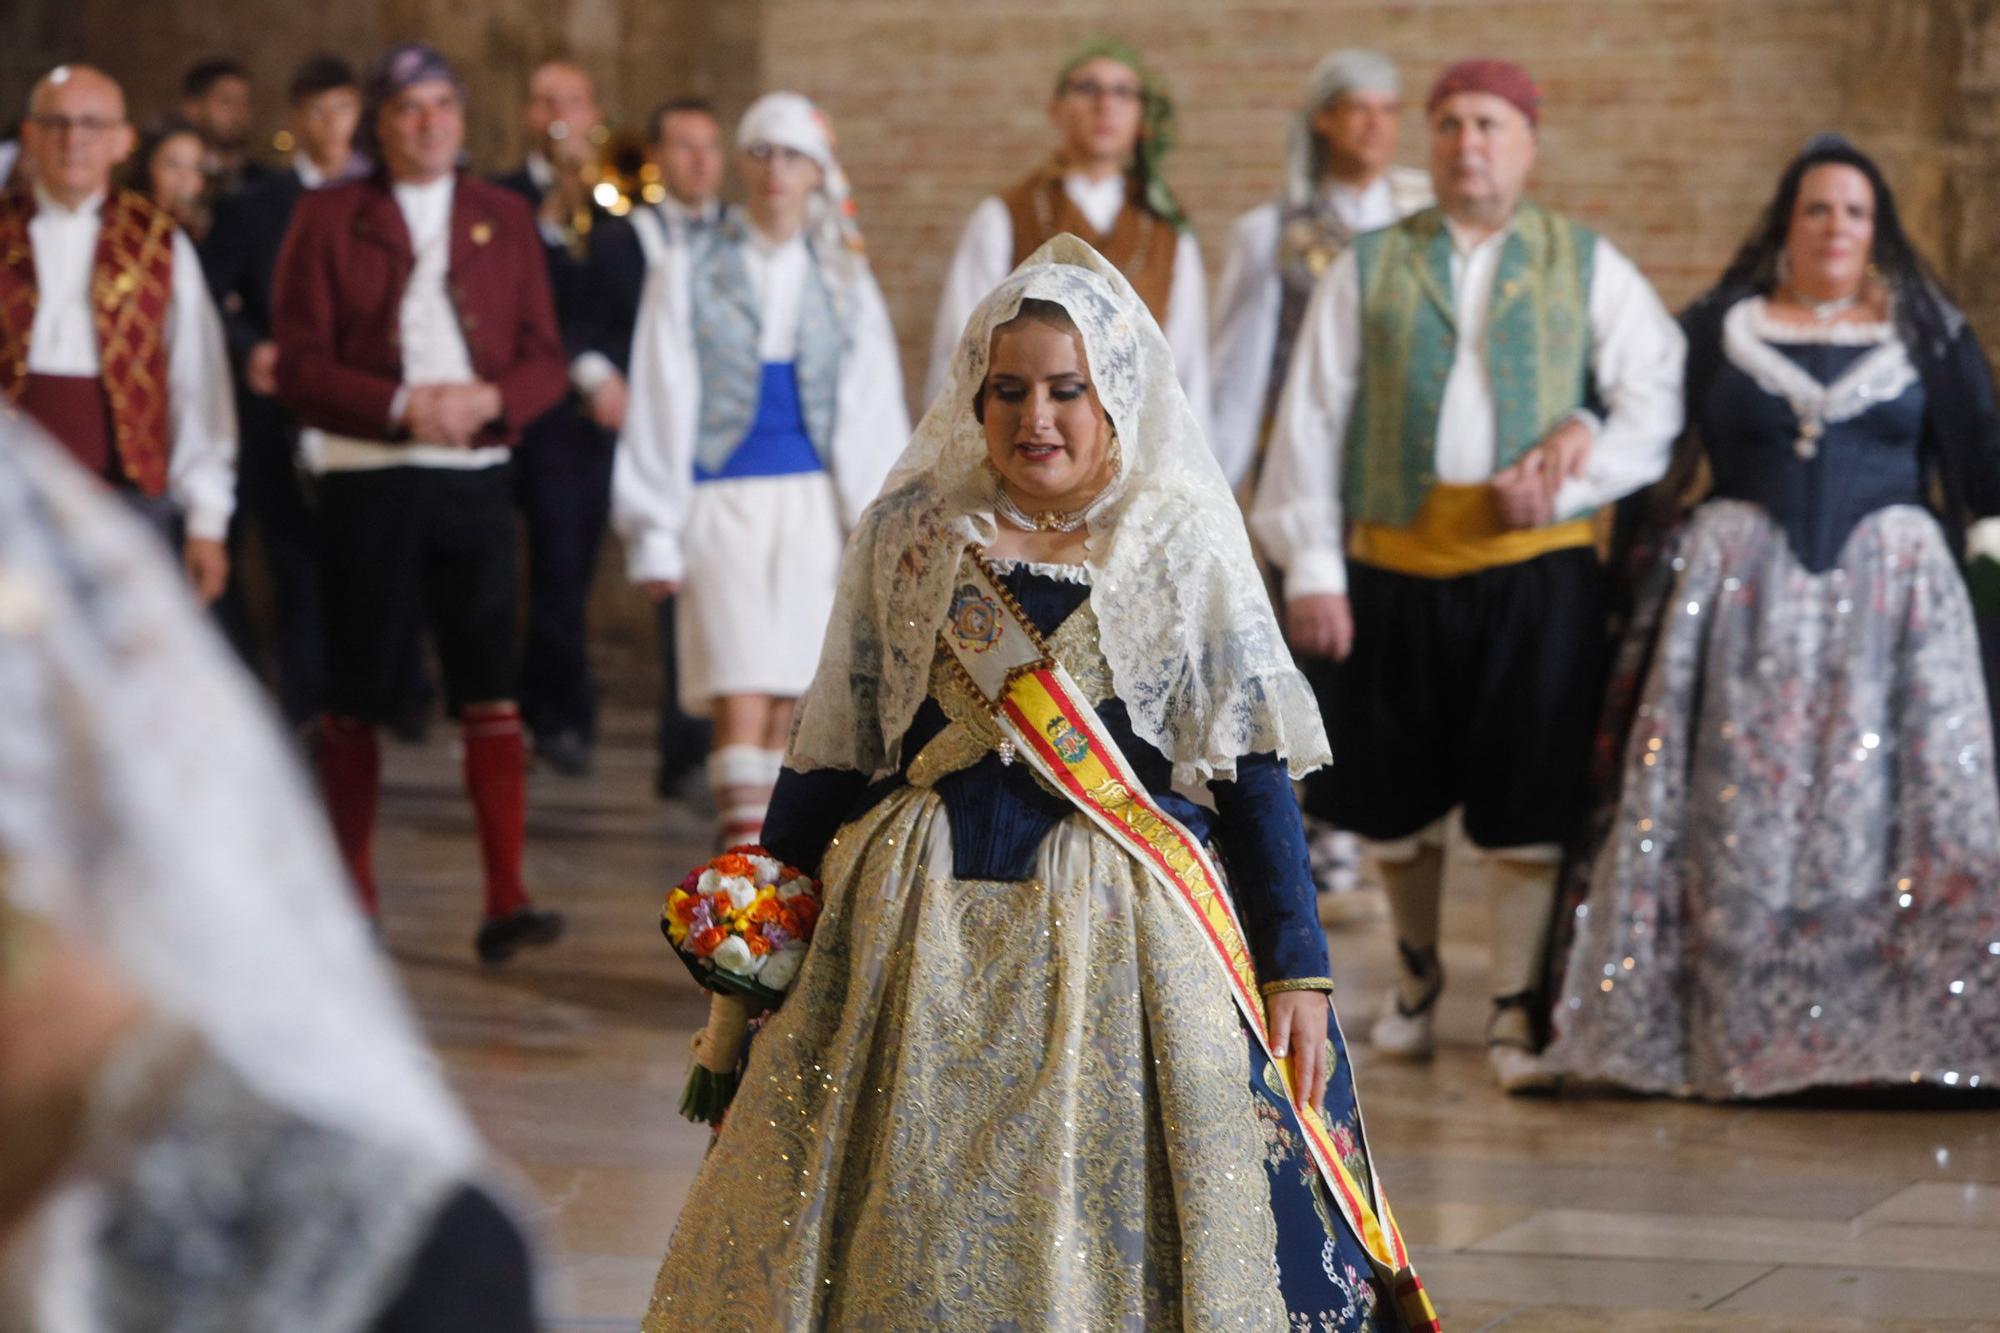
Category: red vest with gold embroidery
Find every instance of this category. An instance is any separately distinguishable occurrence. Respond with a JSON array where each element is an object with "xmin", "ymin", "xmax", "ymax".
[{"xmin": 0, "ymin": 188, "xmax": 177, "ymax": 496}]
